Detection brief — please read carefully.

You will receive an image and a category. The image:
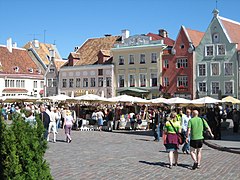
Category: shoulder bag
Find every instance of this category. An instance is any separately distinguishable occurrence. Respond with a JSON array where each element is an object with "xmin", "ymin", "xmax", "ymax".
[
  {"xmin": 201, "ymin": 118, "xmax": 212, "ymax": 140},
  {"xmin": 169, "ymin": 120, "xmax": 184, "ymax": 145}
]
